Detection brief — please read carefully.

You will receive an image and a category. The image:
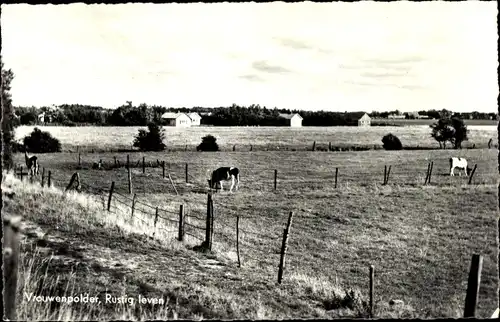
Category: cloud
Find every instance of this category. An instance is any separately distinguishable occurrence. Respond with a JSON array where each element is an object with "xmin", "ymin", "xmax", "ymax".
[
  {"xmin": 361, "ymin": 56, "xmax": 425, "ymax": 65},
  {"xmin": 239, "ymin": 74, "xmax": 266, "ymax": 82},
  {"xmin": 275, "ymin": 37, "xmax": 313, "ymax": 50},
  {"xmin": 252, "ymin": 60, "xmax": 292, "ymax": 74}
]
